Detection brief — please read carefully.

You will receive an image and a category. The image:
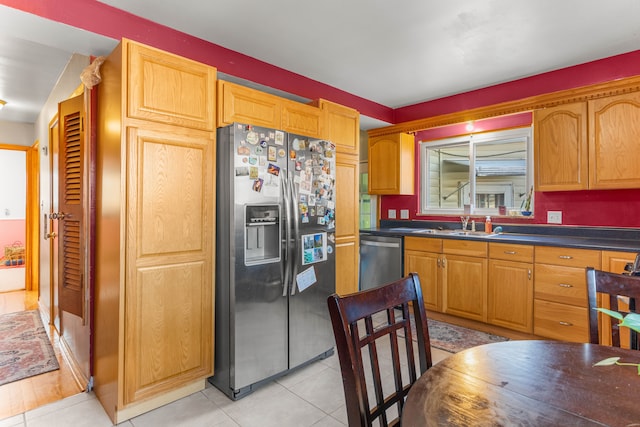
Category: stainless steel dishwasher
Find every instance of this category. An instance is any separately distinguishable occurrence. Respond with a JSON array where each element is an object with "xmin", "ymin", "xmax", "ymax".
[{"xmin": 359, "ymin": 233, "xmax": 403, "ymax": 291}]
